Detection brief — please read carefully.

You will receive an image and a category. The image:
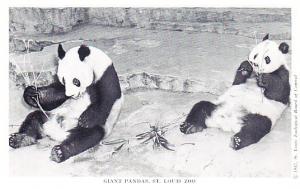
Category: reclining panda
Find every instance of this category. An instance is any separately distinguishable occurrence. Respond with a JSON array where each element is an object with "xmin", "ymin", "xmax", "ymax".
[
  {"xmin": 180, "ymin": 34, "xmax": 290, "ymax": 150},
  {"xmin": 9, "ymin": 44, "xmax": 123, "ymax": 163}
]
